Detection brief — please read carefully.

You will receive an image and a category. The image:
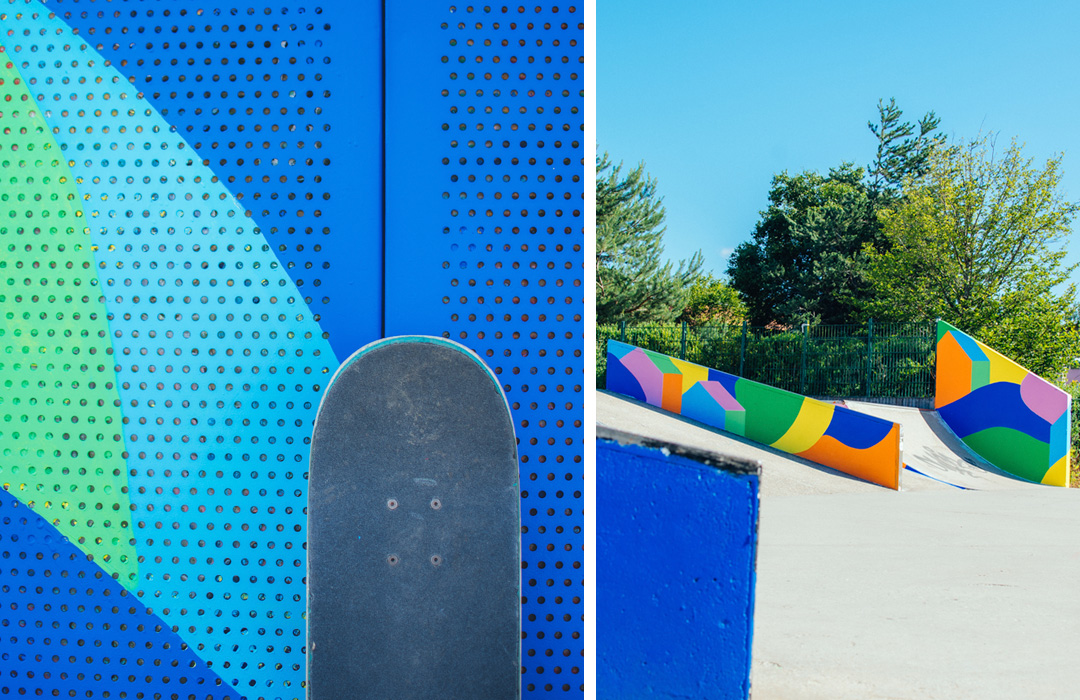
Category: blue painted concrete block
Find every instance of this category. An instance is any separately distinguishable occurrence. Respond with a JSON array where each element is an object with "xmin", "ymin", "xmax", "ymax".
[{"xmin": 597, "ymin": 427, "xmax": 760, "ymax": 700}]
